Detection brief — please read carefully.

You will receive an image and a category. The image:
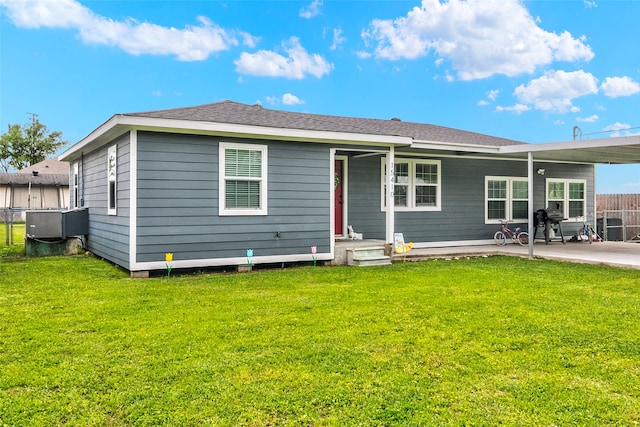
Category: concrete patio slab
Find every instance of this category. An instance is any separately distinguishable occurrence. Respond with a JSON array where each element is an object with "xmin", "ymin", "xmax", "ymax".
[{"xmin": 394, "ymin": 241, "xmax": 640, "ymax": 270}]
